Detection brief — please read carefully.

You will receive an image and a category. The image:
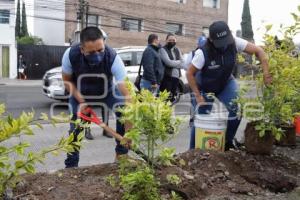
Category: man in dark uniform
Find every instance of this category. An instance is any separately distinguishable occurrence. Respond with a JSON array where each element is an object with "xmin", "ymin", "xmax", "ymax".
[{"xmin": 61, "ymin": 27, "xmax": 131, "ymax": 168}]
